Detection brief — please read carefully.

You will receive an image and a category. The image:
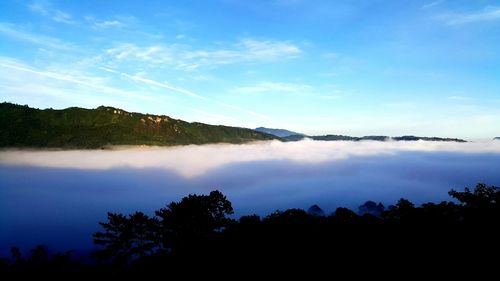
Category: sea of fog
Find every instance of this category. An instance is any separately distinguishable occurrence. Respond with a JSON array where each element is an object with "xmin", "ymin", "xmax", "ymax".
[{"xmin": 1, "ymin": 139, "xmax": 500, "ymax": 255}]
